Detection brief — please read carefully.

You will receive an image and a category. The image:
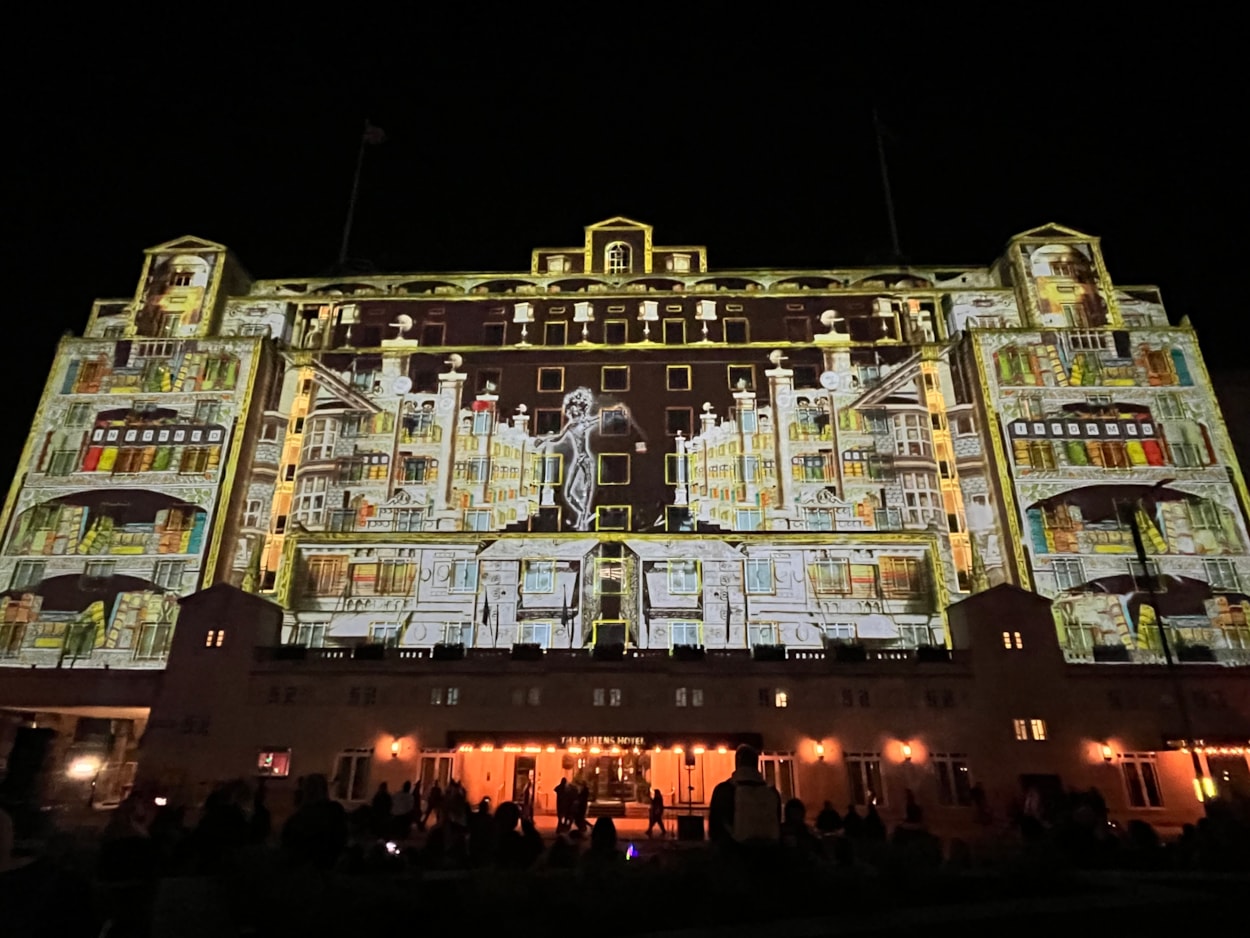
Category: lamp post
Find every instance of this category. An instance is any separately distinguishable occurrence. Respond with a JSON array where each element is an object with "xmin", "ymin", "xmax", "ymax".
[{"xmin": 1127, "ymin": 477, "xmax": 1210, "ymax": 808}]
